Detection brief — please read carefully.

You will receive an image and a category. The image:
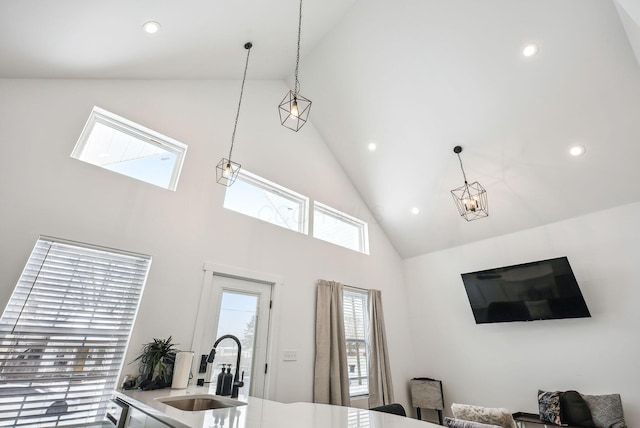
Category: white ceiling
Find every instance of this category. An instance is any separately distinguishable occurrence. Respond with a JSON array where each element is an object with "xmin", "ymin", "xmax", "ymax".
[
  {"xmin": 0, "ymin": 0, "xmax": 356, "ymax": 79},
  {"xmin": 2, "ymin": 0, "xmax": 640, "ymax": 258}
]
